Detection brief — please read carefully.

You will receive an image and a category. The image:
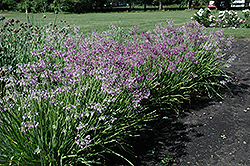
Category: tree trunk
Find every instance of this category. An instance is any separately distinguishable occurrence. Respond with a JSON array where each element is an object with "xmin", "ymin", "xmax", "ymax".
[
  {"xmin": 225, "ymin": 0, "xmax": 231, "ymax": 9},
  {"xmin": 159, "ymin": 0, "xmax": 162, "ymax": 11},
  {"xmin": 144, "ymin": 0, "xmax": 146, "ymax": 11},
  {"xmin": 187, "ymin": 0, "xmax": 191, "ymax": 10}
]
